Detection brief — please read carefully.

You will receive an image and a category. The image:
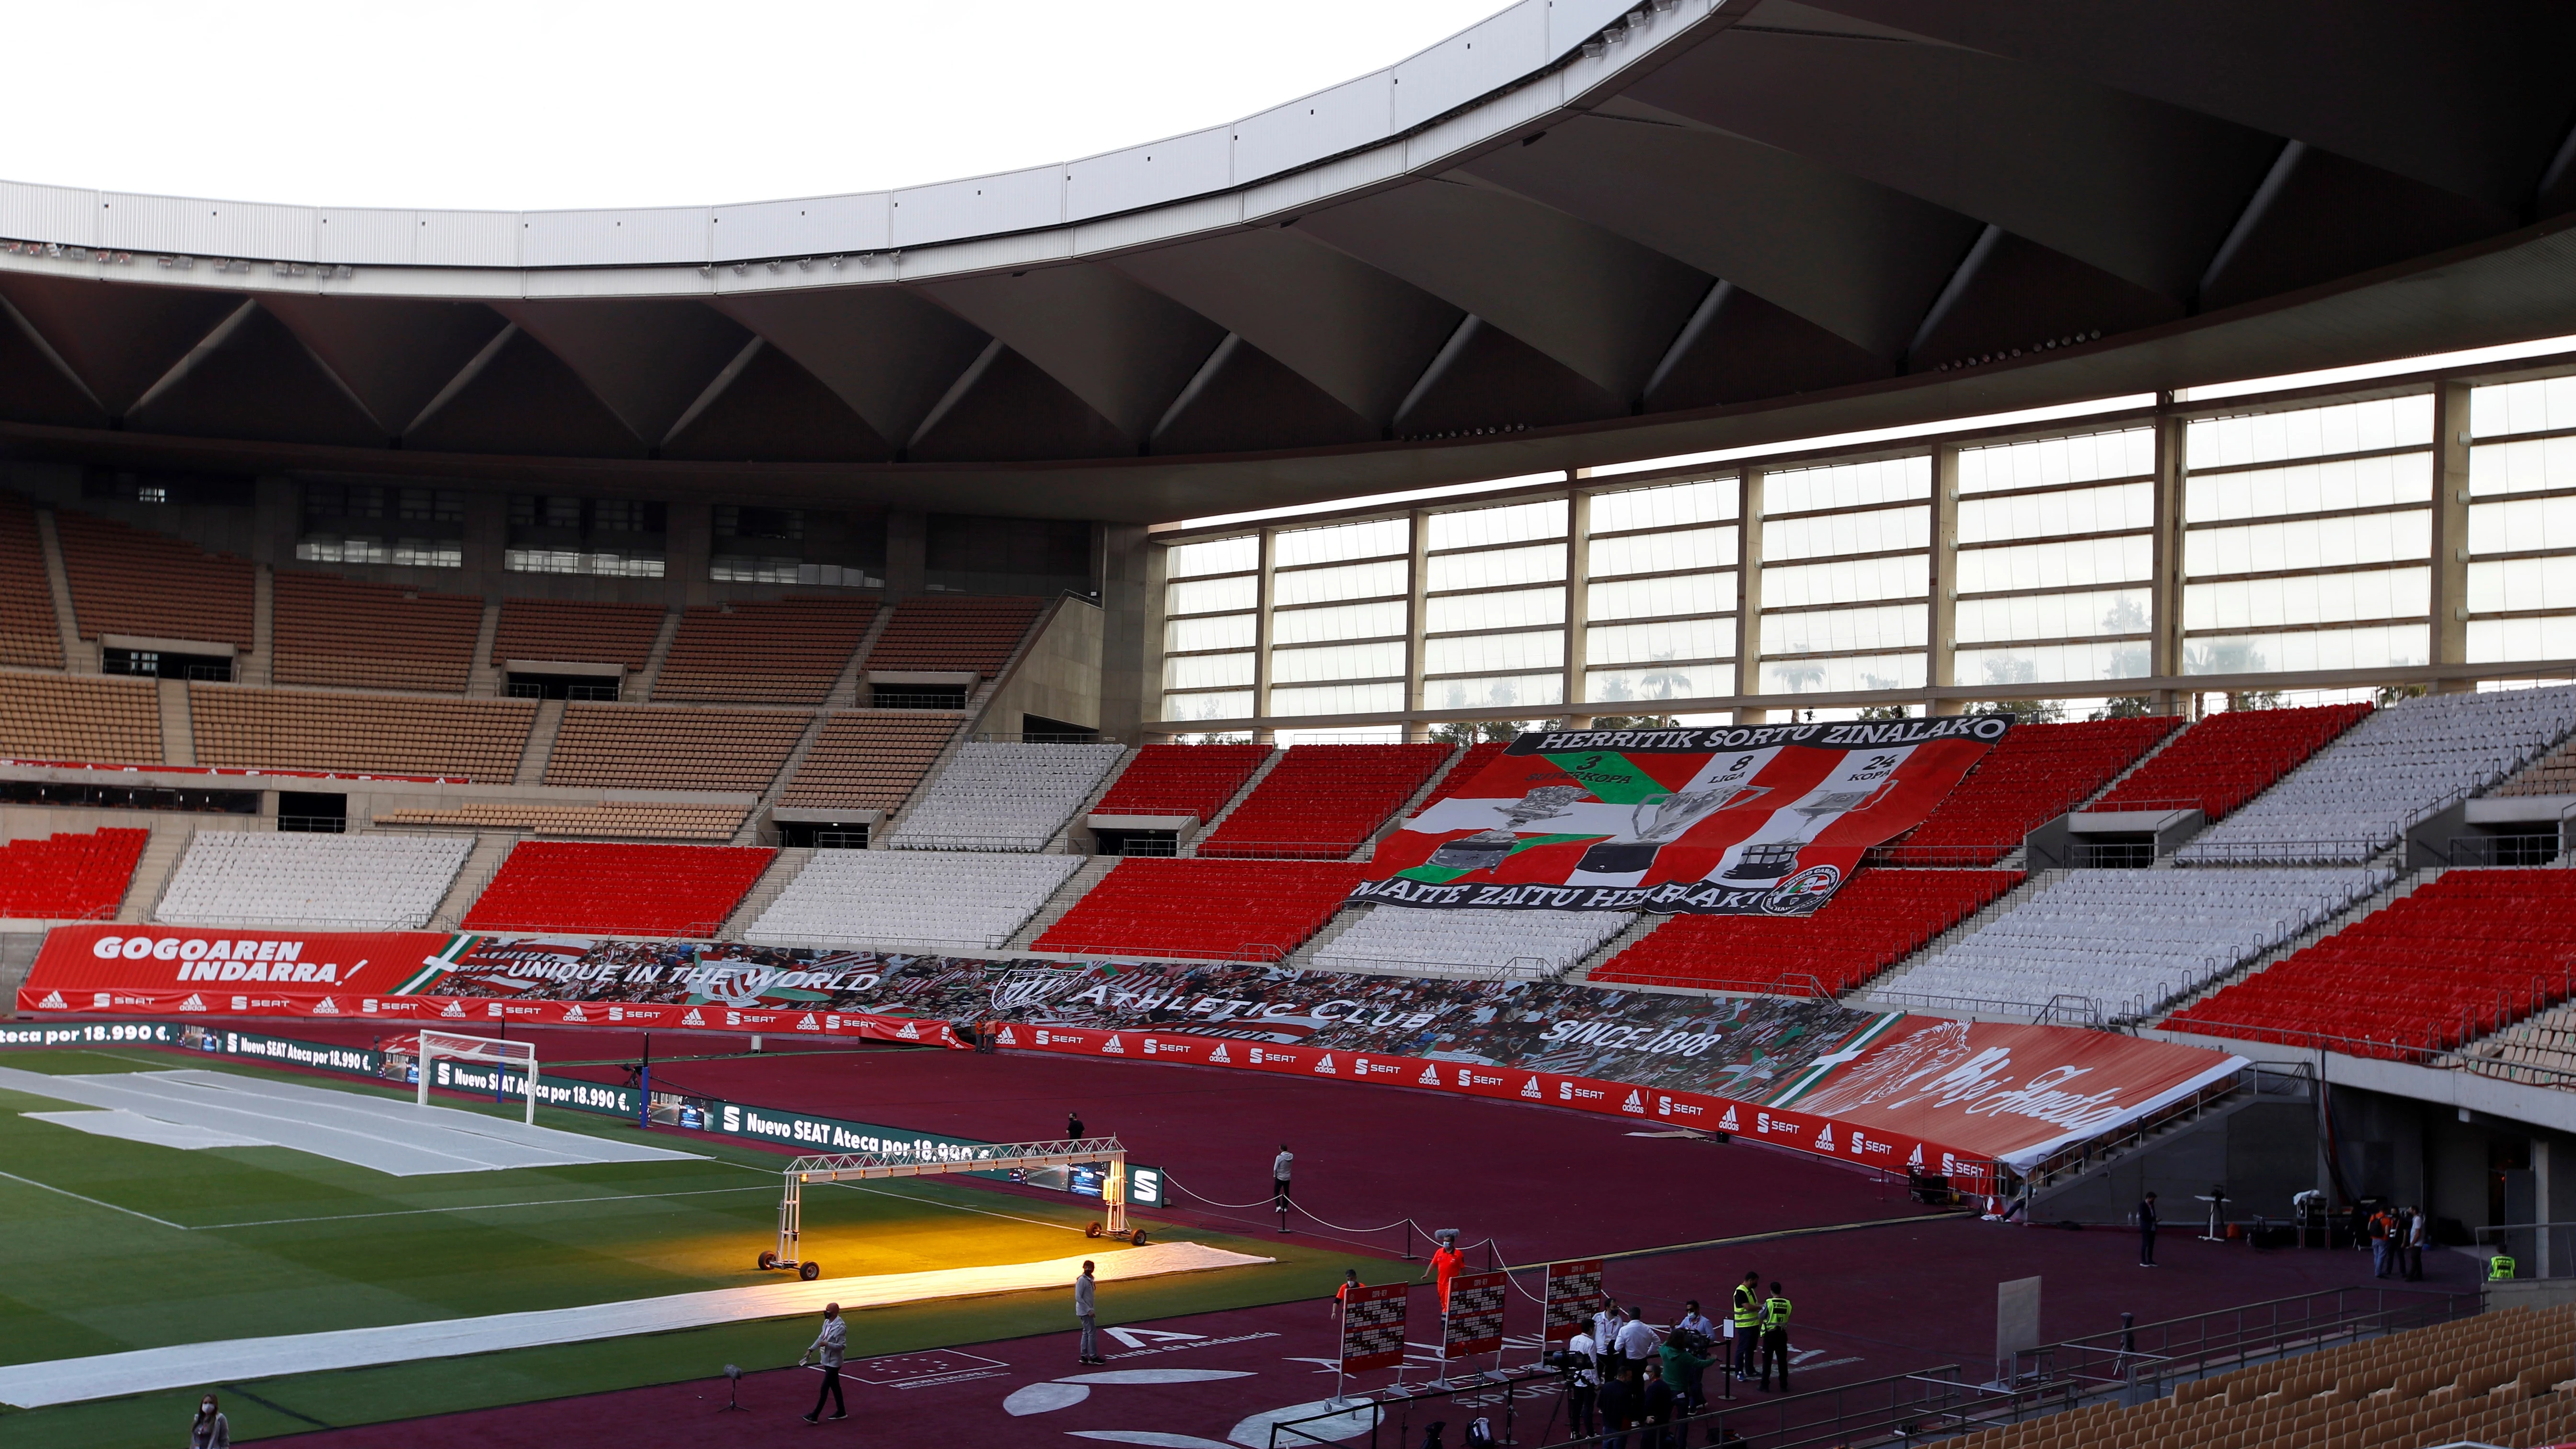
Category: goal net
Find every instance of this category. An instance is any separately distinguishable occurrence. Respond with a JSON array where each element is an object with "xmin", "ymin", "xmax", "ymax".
[{"xmin": 415, "ymin": 1030, "xmax": 540, "ymax": 1126}]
